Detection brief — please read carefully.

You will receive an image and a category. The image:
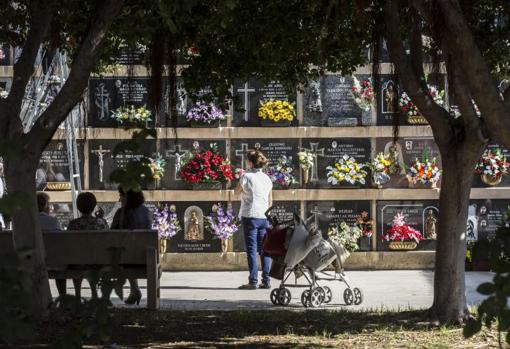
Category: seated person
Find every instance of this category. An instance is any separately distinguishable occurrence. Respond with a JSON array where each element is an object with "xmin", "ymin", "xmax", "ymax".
[
  {"xmin": 67, "ymin": 192, "xmax": 108, "ymax": 299},
  {"xmin": 37, "ymin": 193, "xmax": 62, "ymax": 231}
]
